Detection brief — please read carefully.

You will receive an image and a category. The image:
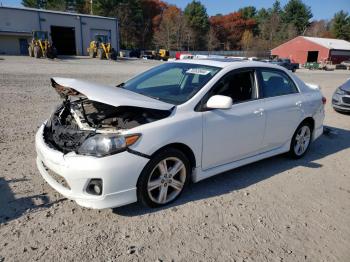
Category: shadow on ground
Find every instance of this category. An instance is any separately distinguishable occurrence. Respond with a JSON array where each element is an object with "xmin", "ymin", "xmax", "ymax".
[
  {"xmin": 0, "ymin": 178, "xmax": 64, "ymax": 224},
  {"xmin": 114, "ymin": 126, "xmax": 350, "ymax": 216}
]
